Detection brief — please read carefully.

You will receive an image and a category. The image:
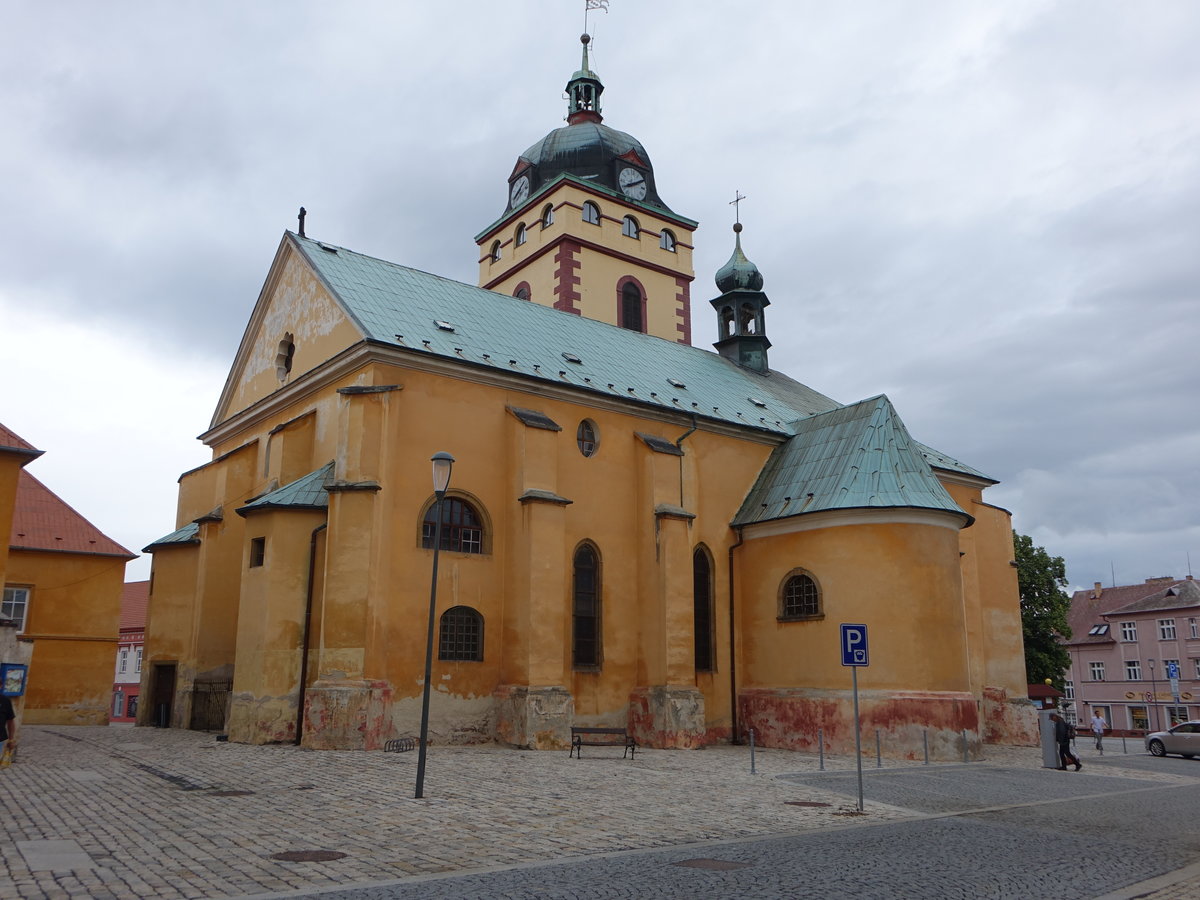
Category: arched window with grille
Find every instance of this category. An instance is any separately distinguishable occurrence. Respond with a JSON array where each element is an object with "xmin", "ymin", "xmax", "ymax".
[
  {"xmin": 438, "ymin": 606, "xmax": 484, "ymax": 661},
  {"xmin": 779, "ymin": 569, "xmax": 822, "ymax": 620},
  {"xmin": 618, "ymin": 278, "xmax": 645, "ymax": 333},
  {"xmin": 421, "ymin": 496, "xmax": 486, "ymax": 554},
  {"xmin": 693, "ymin": 547, "xmax": 714, "ymax": 672},
  {"xmin": 572, "ymin": 543, "xmax": 601, "ymax": 668}
]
